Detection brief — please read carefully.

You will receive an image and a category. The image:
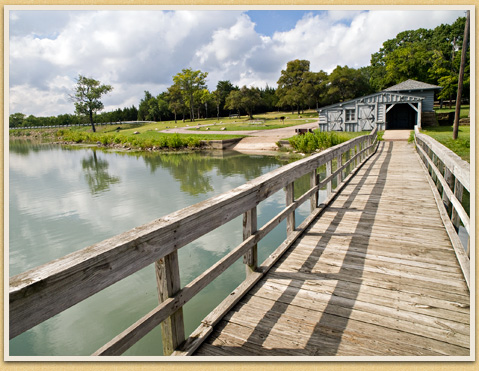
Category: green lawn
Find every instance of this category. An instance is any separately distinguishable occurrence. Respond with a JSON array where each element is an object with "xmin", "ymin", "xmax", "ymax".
[
  {"xmin": 434, "ymin": 105, "xmax": 469, "ymax": 119},
  {"xmin": 420, "ymin": 126, "xmax": 470, "ymax": 162},
  {"xmin": 187, "ymin": 110, "xmax": 318, "ymax": 131}
]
